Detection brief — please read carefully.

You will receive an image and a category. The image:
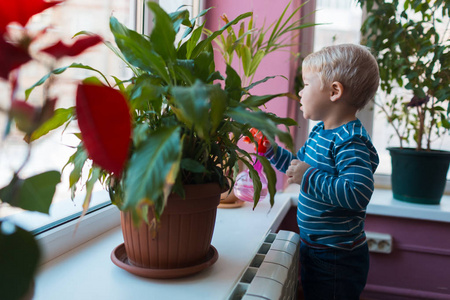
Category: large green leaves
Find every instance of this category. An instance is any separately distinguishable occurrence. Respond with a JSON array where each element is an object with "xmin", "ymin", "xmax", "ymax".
[
  {"xmin": 0, "ymin": 171, "xmax": 61, "ymax": 214},
  {"xmin": 110, "ymin": 16, "xmax": 171, "ymax": 84},
  {"xmin": 147, "ymin": 2, "xmax": 176, "ymax": 61},
  {"xmin": 171, "ymin": 80, "xmax": 227, "ymax": 139},
  {"xmin": 0, "ymin": 222, "xmax": 40, "ymax": 300},
  {"xmin": 123, "ymin": 126, "xmax": 182, "ymax": 220}
]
